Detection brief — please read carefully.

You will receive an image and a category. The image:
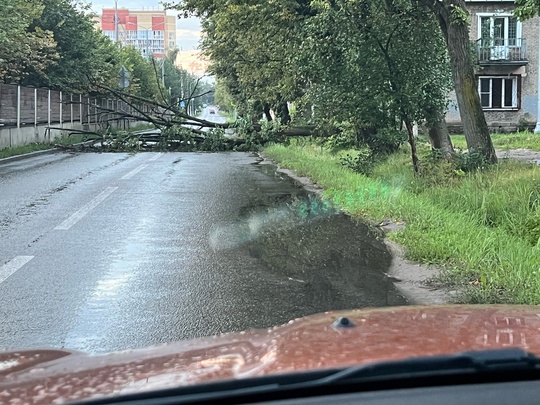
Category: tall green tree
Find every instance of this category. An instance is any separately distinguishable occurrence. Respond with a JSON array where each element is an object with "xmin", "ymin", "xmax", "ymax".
[
  {"xmin": 302, "ymin": 0, "xmax": 453, "ymax": 170},
  {"xmin": 23, "ymin": 0, "xmax": 119, "ymax": 92},
  {"xmin": 172, "ymin": 0, "xmax": 310, "ymax": 123},
  {"xmin": 173, "ymin": 0, "xmax": 503, "ymax": 164},
  {"xmin": 0, "ymin": 0, "xmax": 58, "ymax": 83},
  {"xmin": 417, "ymin": 0, "xmax": 497, "ymax": 163},
  {"xmin": 118, "ymin": 46, "xmax": 162, "ymax": 100}
]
